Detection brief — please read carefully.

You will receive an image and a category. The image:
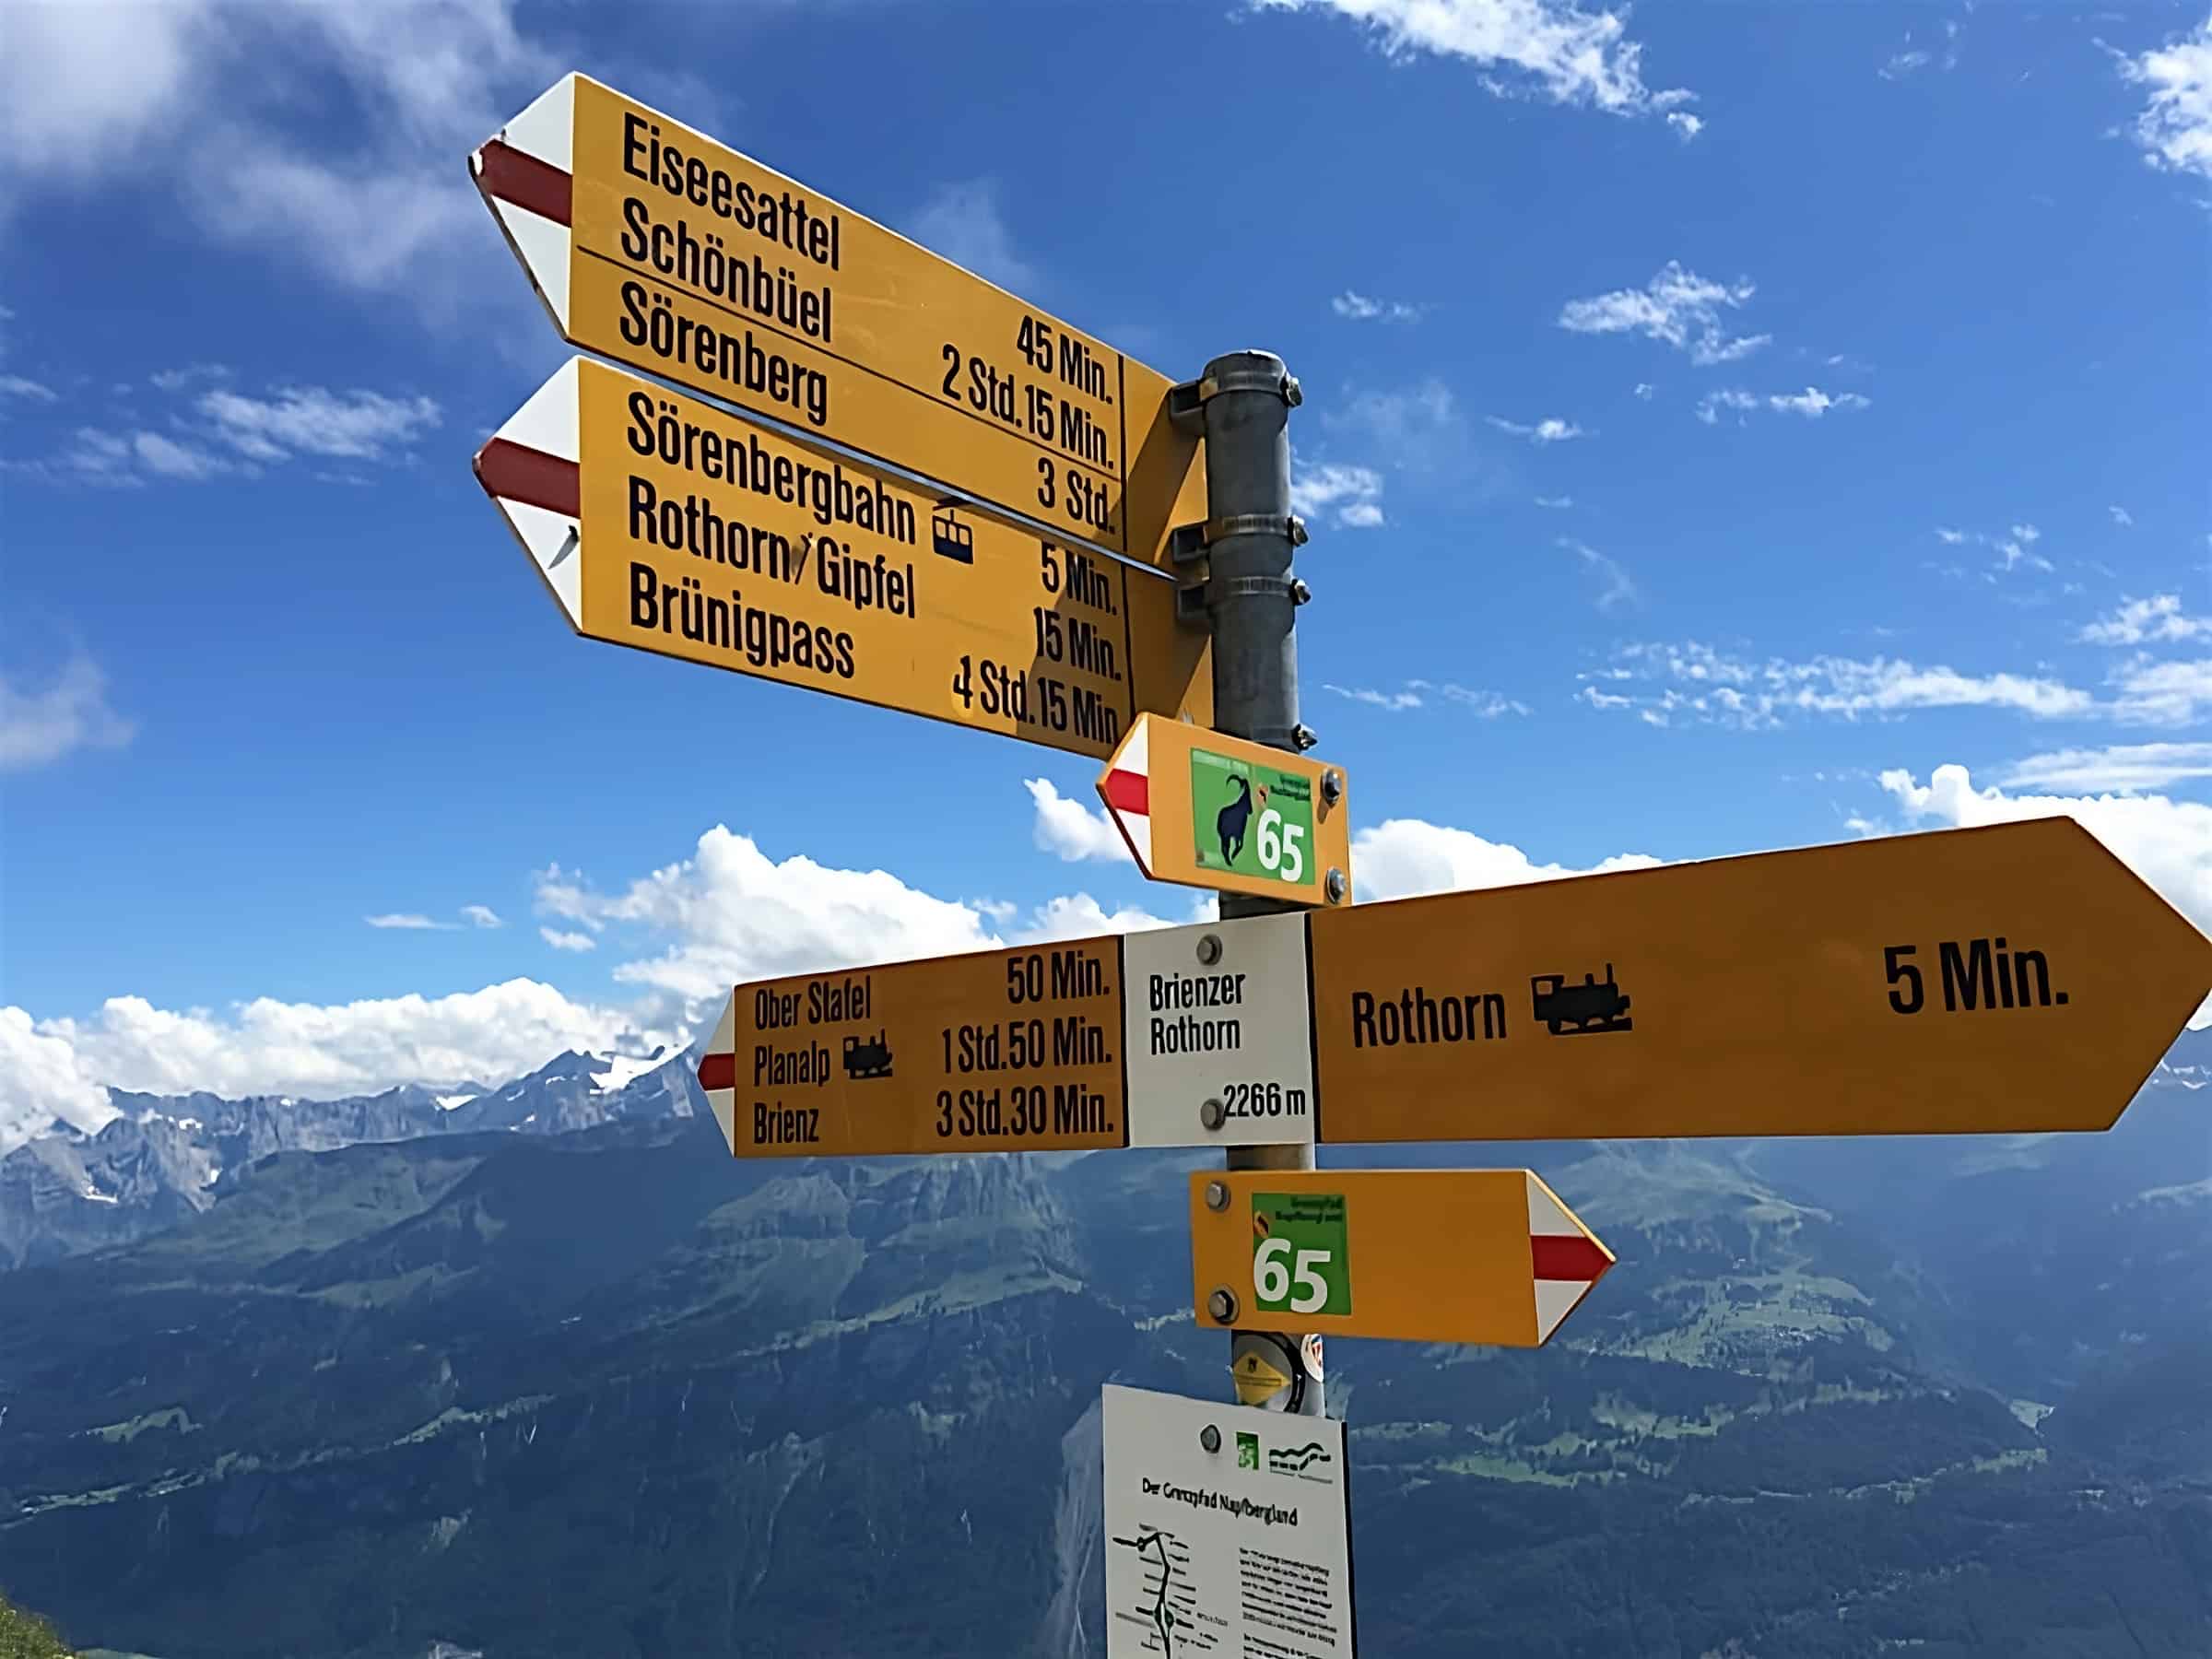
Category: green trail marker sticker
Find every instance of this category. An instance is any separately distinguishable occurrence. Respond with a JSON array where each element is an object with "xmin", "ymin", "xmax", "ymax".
[
  {"xmin": 1191, "ymin": 746, "xmax": 1315, "ymax": 888},
  {"xmin": 1251, "ymin": 1191, "xmax": 1350, "ymax": 1317}
]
